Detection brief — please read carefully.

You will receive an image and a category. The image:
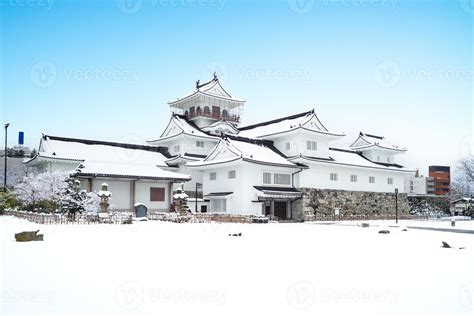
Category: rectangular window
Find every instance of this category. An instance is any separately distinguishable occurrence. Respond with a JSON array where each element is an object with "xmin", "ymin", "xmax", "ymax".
[
  {"xmin": 150, "ymin": 187, "xmax": 165, "ymax": 202},
  {"xmin": 173, "ymin": 145, "xmax": 180, "ymax": 152},
  {"xmin": 209, "ymin": 172, "xmax": 217, "ymax": 180},
  {"xmin": 285, "ymin": 142, "xmax": 290, "ymax": 150},
  {"xmin": 387, "ymin": 178, "xmax": 393, "ymax": 185},
  {"xmin": 228, "ymin": 170, "xmax": 236, "ymax": 179},
  {"xmin": 387, "ymin": 157, "xmax": 391, "ymax": 163},
  {"xmin": 350, "ymin": 175, "xmax": 357, "ymax": 182},
  {"xmin": 211, "ymin": 199, "xmax": 226, "ymax": 213},
  {"xmin": 196, "ymin": 141, "xmax": 204, "ymax": 148},
  {"xmin": 369, "ymin": 176, "xmax": 375, "ymax": 184},
  {"xmin": 274, "ymin": 173, "xmax": 291, "ymax": 185},
  {"xmin": 263, "ymin": 172, "xmax": 272, "ymax": 184},
  {"xmin": 306, "ymin": 141, "xmax": 317, "ymax": 151},
  {"xmin": 330, "ymin": 173, "xmax": 338, "ymax": 181}
]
